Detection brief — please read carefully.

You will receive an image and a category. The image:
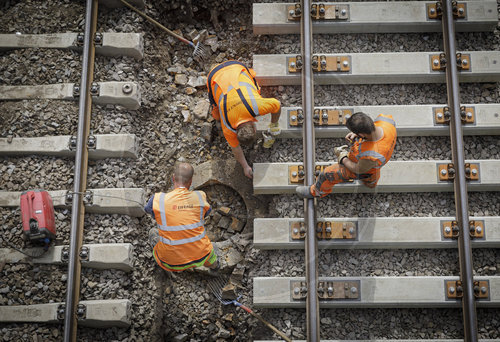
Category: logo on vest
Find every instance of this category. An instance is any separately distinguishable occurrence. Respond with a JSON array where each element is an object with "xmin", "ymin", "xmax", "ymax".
[{"xmin": 172, "ymin": 204, "xmax": 194, "ymax": 210}]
